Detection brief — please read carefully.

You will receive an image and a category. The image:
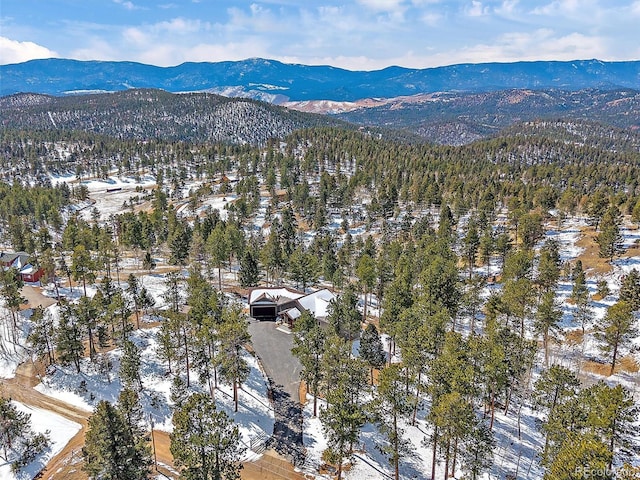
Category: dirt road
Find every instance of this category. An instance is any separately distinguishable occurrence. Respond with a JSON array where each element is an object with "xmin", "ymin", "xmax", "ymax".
[{"xmin": 2, "ymin": 285, "xmax": 306, "ymax": 480}]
